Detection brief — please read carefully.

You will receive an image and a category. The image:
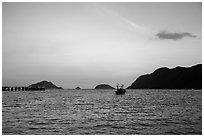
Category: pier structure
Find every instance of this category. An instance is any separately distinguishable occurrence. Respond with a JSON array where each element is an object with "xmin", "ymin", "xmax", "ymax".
[{"xmin": 2, "ymin": 86, "xmax": 45, "ymax": 91}]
